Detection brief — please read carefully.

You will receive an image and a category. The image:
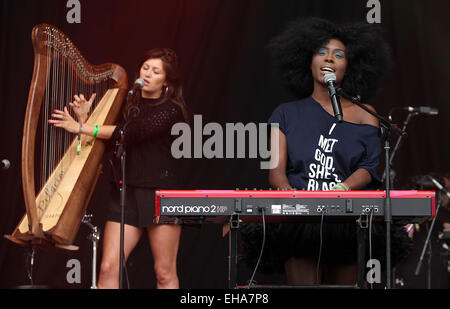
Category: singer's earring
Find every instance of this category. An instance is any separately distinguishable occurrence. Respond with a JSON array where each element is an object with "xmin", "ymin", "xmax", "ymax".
[{"xmin": 164, "ymin": 85, "xmax": 169, "ymax": 94}]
